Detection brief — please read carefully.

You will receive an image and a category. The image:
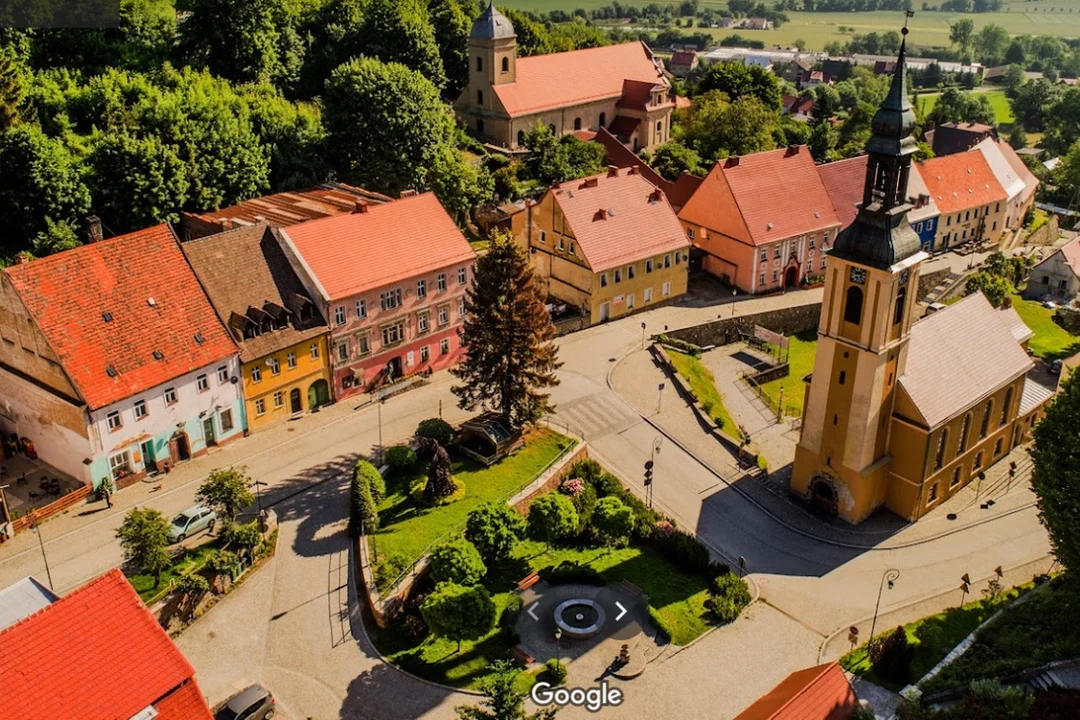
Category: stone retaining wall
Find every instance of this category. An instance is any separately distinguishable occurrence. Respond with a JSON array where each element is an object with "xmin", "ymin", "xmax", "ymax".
[
  {"xmin": 664, "ymin": 302, "xmax": 821, "ymax": 348},
  {"xmin": 916, "ymin": 268, "xmax": 952, "ymax": 299}
]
